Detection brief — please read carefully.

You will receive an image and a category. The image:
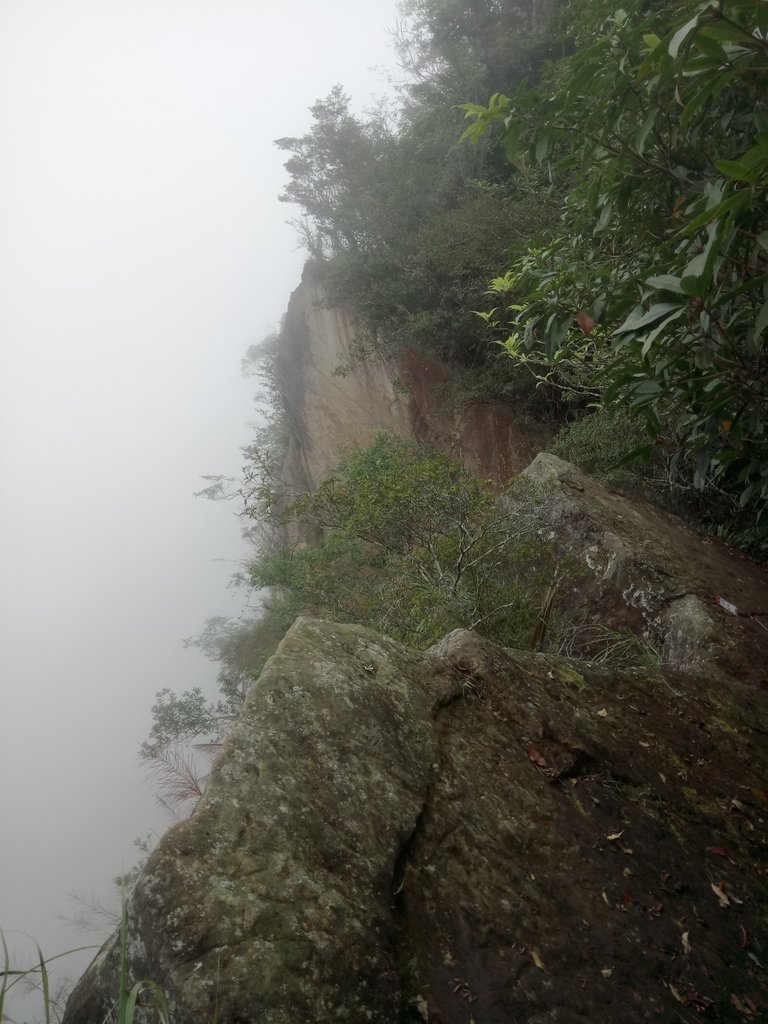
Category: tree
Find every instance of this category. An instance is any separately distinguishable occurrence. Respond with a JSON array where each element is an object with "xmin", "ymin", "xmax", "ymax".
[
  {"xmin": 395, "ymin": 0, "xmax": 561, "ymax": 107},
  {"xmin": 275, "ymin": 86, "xmax": 395, "ymax": 259},
  {"xmin": 463, "ymin": 0, "xmax": 768, "ymax": 547}
]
